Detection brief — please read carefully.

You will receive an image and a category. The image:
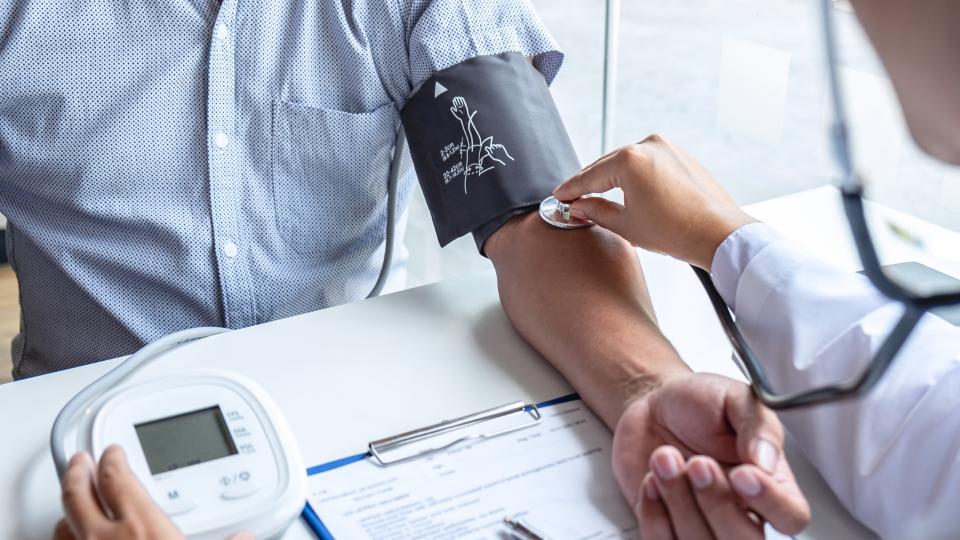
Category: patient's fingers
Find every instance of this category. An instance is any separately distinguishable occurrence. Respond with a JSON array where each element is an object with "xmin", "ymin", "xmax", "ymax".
[
  {"xmin": 729, "ymin": 464, "xmax": 811, "ymax": 535},
  {"xmin": 637, "ymin": 473, "xmax": 674, "ymax": 540},
  {"xmin": 650, "ymin": 446, "xmax": 712, "ymax": 540},
  {"xmin": 685, "ymin": 456, "xmax": 763, "ymax": 540}
]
